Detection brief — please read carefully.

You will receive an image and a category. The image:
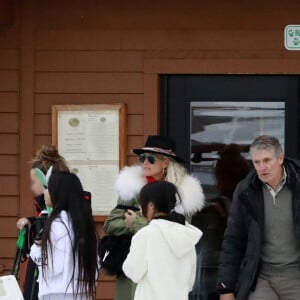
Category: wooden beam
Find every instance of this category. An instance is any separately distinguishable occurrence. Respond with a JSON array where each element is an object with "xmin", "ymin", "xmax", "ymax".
[
  {"xmin": 0, "ymin": 0, "xmax": 14, "ymax": 25},
  {"xmin": 143, "ymin": 74, "xmax": 160, "ymax": 140},
  {"xmin": 19, "ymin": 0, "xmax": 35, "ymax": 217}
]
